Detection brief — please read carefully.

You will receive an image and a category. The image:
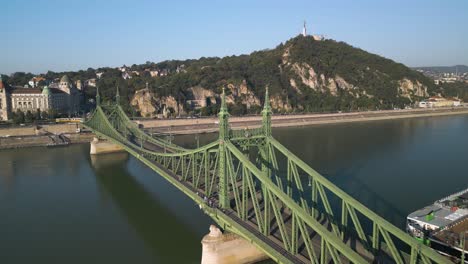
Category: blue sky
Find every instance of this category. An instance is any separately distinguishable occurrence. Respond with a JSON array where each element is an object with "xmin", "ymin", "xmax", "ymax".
[{"xmin": 2, "ymin": 0, "xmax": 467, "ymax": 74}]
